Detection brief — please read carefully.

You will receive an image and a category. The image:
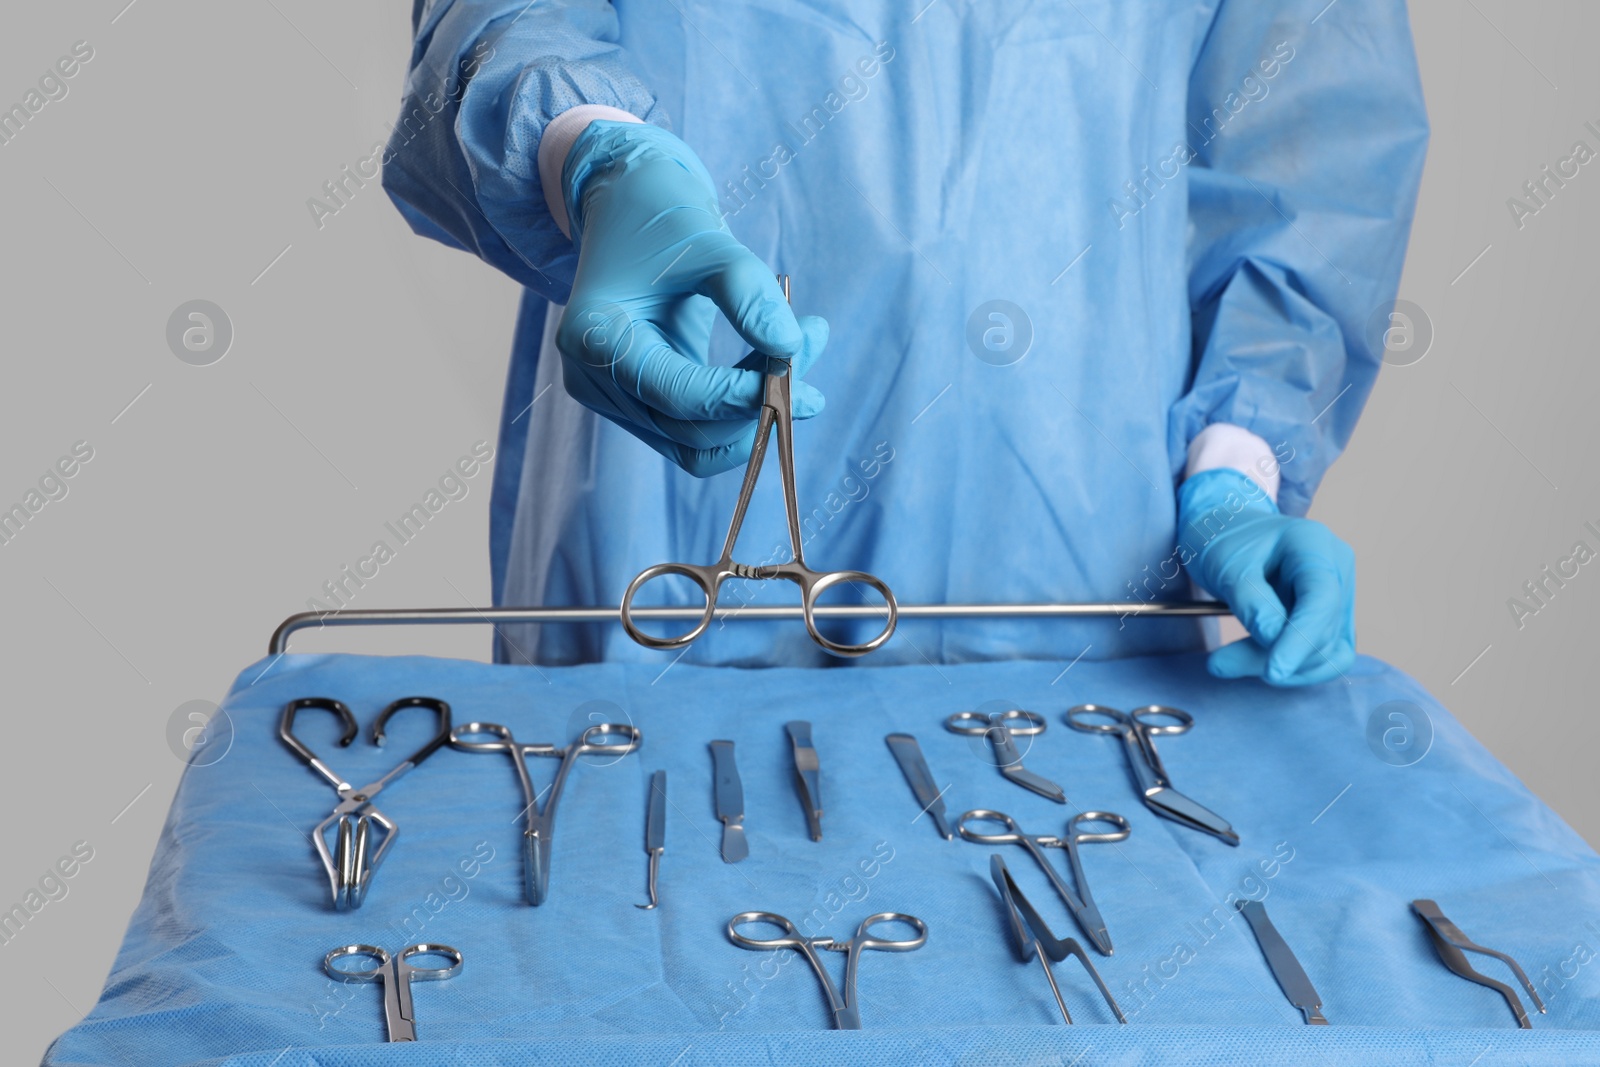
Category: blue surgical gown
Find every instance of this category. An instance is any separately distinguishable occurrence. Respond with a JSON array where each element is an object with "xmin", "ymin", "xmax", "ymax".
[{"xmin": 383, "ymin": 0, "xmax": 1428, "ymax": 667}]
